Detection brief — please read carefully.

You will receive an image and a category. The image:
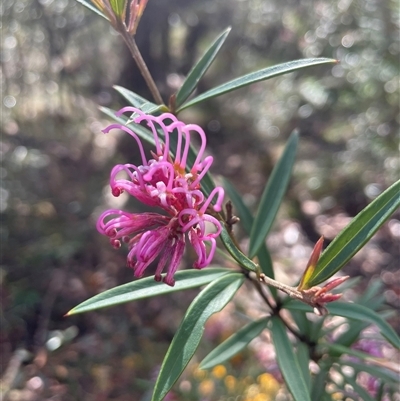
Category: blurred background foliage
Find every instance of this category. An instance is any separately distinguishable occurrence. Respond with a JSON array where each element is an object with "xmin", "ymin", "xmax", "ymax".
[{"xmin": 1, "ymin": 0, "xmax": 399, "ymax": 399}]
